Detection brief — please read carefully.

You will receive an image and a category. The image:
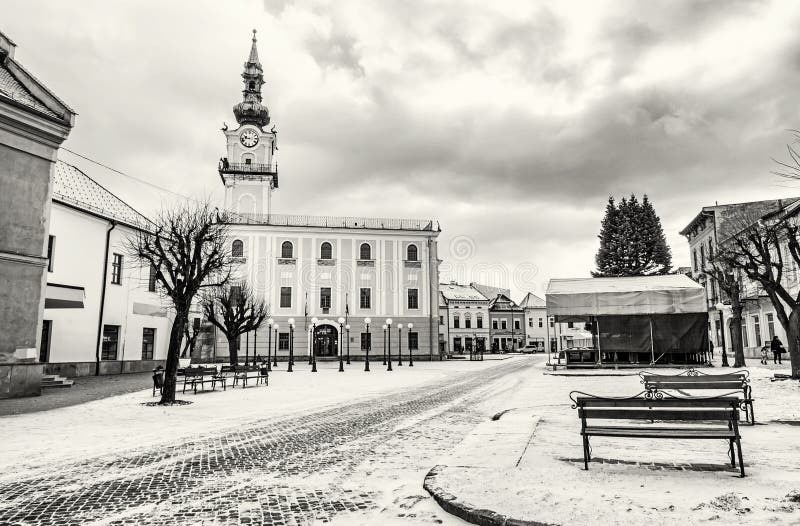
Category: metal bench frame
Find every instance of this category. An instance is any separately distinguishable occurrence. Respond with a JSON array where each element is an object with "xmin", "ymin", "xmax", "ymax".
[
  {"xmin": 570, "ymin": 390, "xmax": 745, "ymax": 477},
  {"xmin": 182, "ymin": 366, "xmax": 226, "ymax": 394}
]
